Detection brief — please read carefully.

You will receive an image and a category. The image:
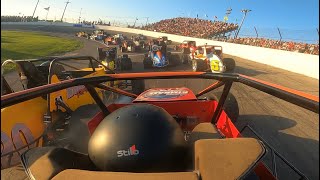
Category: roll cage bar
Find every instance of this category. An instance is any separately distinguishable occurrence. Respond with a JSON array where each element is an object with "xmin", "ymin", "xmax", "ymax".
[
  {"xmin": 2, "ymin": 72, "xmax": 318, "ymax": 115},
  {"xmin": 1, "ymin": 72, "xmax": 318, "ymax": 179}
]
